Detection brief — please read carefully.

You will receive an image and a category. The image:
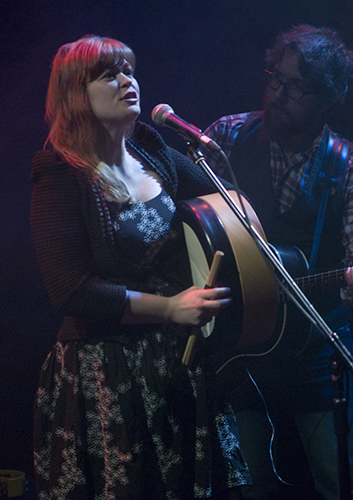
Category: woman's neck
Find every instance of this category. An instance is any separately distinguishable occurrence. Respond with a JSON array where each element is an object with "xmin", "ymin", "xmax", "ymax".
[{"xmin": 99, "ymin": 134, "xmax": 126, "ymax": 169}]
